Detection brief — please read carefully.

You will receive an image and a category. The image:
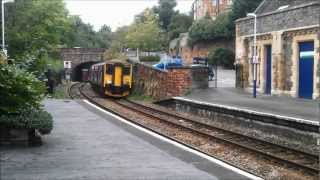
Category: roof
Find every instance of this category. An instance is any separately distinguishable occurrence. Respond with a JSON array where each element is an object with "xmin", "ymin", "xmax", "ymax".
[
  {"xmin": 236, "ymin": 0, "xmax": 319, "ymax": 23},
  {"xmin": 255, "ymin": 0, "xmax": 318, "ymax": 14}
]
